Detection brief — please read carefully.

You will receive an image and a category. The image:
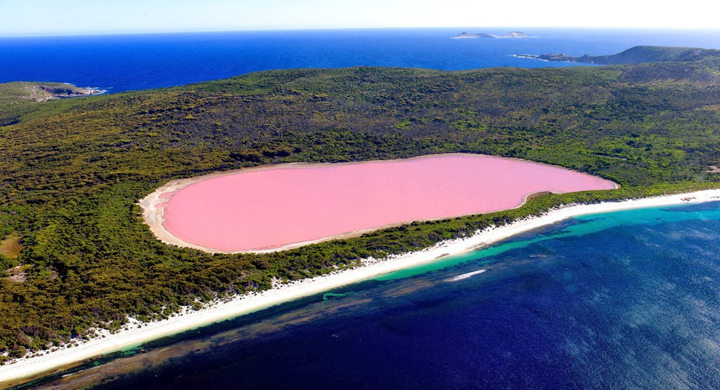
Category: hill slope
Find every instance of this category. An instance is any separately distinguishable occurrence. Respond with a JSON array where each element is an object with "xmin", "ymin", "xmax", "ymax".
[
  {"xmin": 529, "ymin": 45, "xmax": 720, "ymax": 64},
  {"xmin": 0, "ymin": 82, "xmax": 104, "ymax": 127},
  {"xmin": 0, "ymin": 82, "xmax": 102, "ymax": 104}
]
